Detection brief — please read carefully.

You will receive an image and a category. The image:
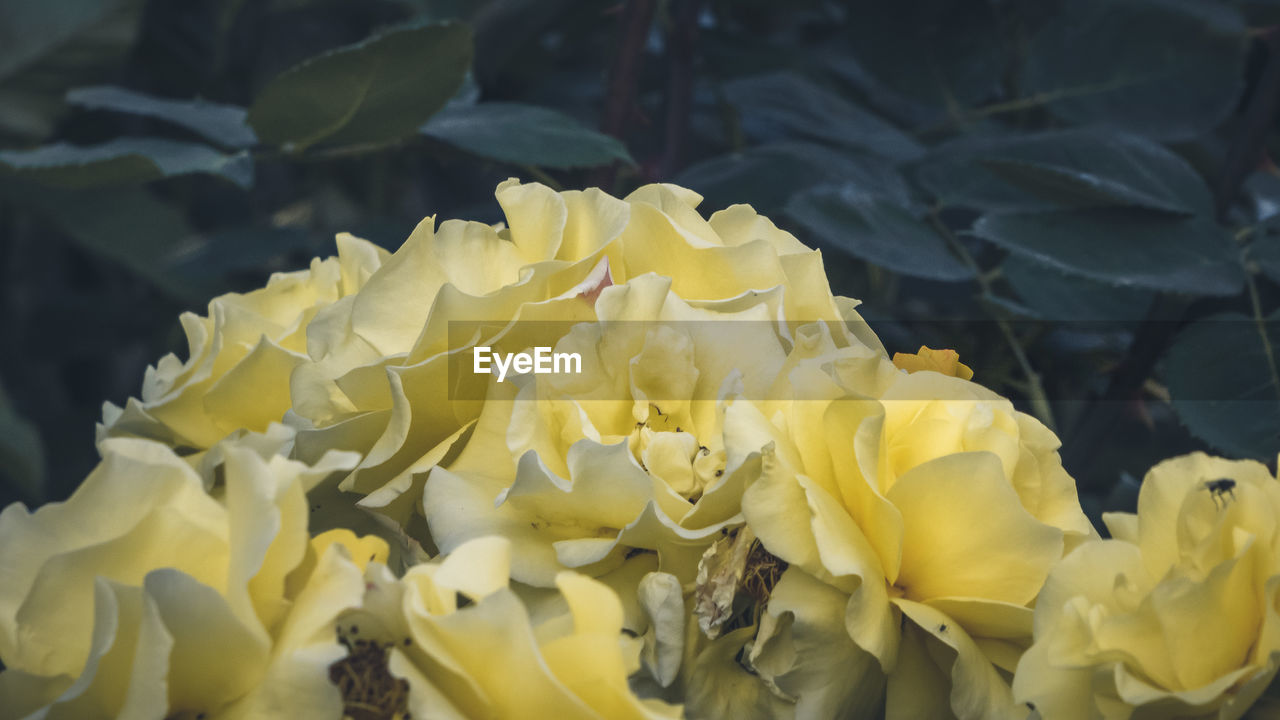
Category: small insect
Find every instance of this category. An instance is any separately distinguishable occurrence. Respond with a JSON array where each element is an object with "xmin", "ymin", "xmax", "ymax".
[
  {"xmin": 1203, "ymin": 478, "xmax": 1237, "ymax": 508},
  {"xmin": 937, "ymin": 623, "xmax": 948, "ymax": 633}
]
